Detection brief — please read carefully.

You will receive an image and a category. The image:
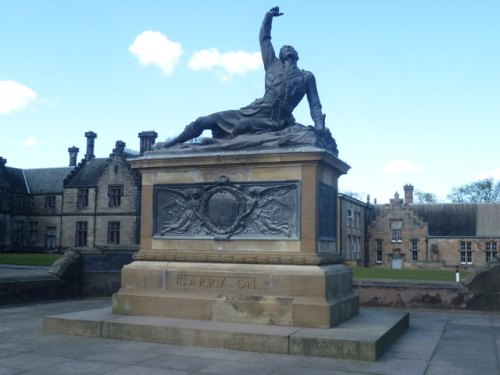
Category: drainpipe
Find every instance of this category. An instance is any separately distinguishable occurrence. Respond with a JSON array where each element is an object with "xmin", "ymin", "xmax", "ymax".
[{"xmin": 59, "ymin": 192, "xmax": 64, "ymax": 252}]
